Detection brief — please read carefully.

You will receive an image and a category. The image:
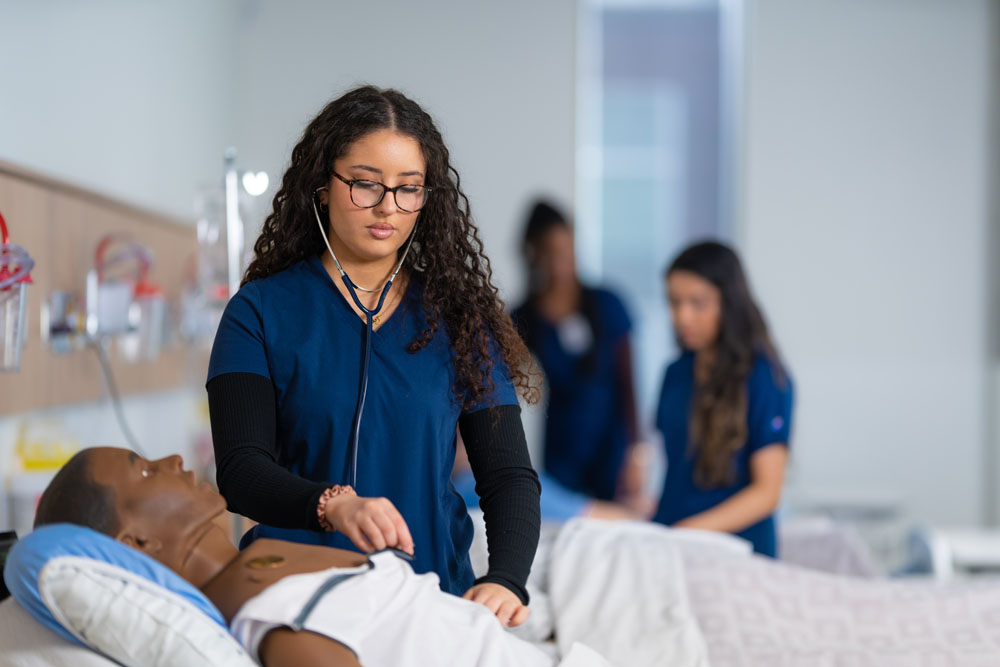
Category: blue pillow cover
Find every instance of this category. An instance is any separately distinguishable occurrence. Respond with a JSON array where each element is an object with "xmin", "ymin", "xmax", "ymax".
[{"xmin": 2, "ymin": 523, "xmax": 226, "ymax": 646}]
